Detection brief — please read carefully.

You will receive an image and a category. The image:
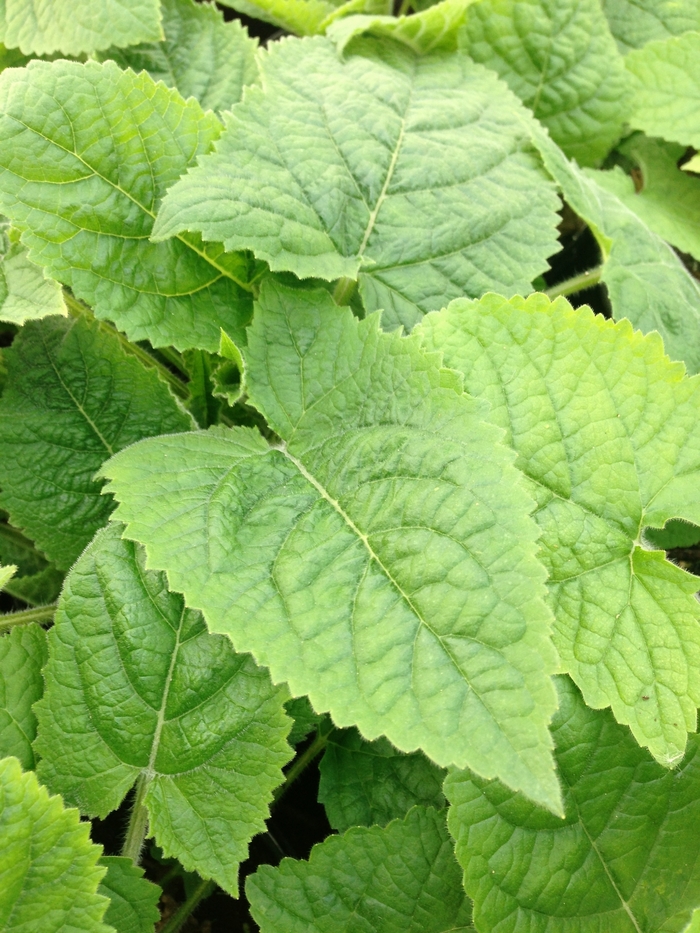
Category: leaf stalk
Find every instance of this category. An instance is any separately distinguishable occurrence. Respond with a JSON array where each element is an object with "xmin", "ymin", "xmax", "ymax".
[
  {"xmin": 544, "ymin": 265, "xmax": 604, "ymax": 301},
  {"xmin": 0, "ymin": 603, "xmax": 56, "ymax": 633},
  {"xmin": 121, "ymin": 772, "xmax": 151, "ymax": 864},
  {"xmin": 158, "ymin": 878, "xmax": 217, "ymax": 933},
  {"xmin": 273, "ymin": 726, "xmax": 334, "ymax": 806}
]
